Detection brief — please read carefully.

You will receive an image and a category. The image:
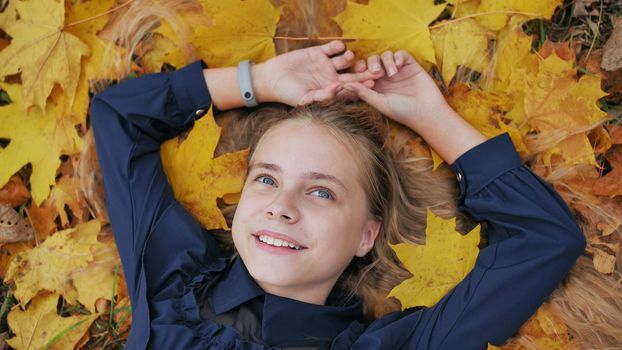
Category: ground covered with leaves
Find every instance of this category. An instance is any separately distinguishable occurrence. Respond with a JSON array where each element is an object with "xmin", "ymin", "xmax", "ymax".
[{"xmin": 0, "ymin": 0, "xmax": 621, "ymax": 349}]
